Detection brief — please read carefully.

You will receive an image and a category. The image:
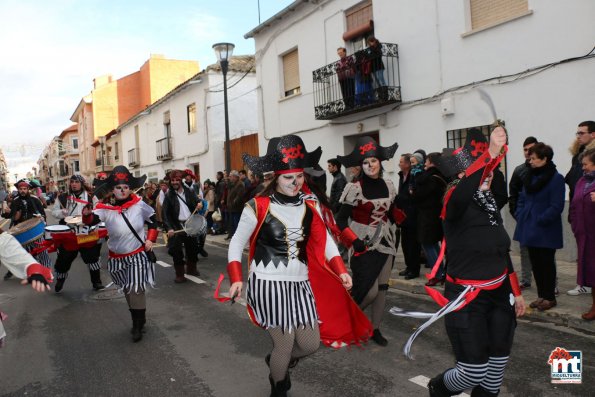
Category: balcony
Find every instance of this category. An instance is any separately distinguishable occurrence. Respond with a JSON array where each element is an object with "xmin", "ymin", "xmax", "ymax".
[
  {"xmin": 312, "ymin": 43, "xmax": 401, "ymax": 120},
  {"xmin": 128, "ymin": 148, "xmax": 140, "ymax": 168},
  {"xmin": 95, "ymin": 156, "xmax": 114, "ymax": 172},
  {"xmin": 156, "ymin": 137, "xmax": 172, "ymax": 161}
]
